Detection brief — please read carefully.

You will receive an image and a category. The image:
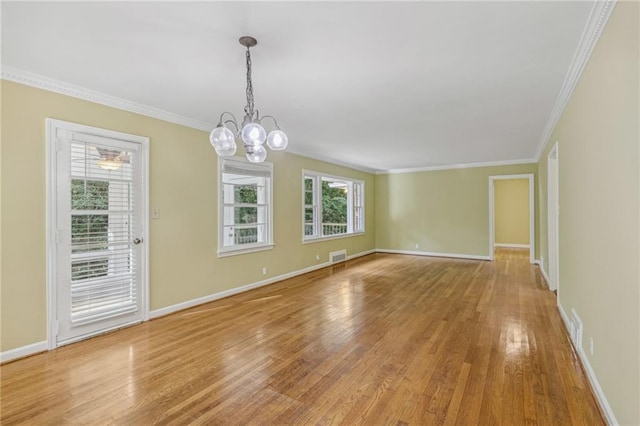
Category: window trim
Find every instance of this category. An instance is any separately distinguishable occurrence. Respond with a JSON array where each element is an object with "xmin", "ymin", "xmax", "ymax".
[
  {"xmin": 218, "ymin": 156, "xmax": 274, "ymax": 257},
  {"xmin": 302, "ymin": 169, "xmax": 365, "ymax": 243}
]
